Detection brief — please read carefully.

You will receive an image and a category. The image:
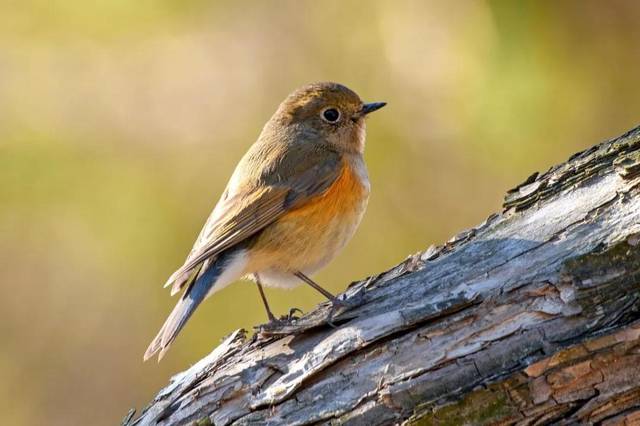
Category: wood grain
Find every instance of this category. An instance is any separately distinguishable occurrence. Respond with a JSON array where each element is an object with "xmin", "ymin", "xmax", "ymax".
[{"xmin": 127, "ymin": 125, "xmax": 640, "ymax": 426}]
